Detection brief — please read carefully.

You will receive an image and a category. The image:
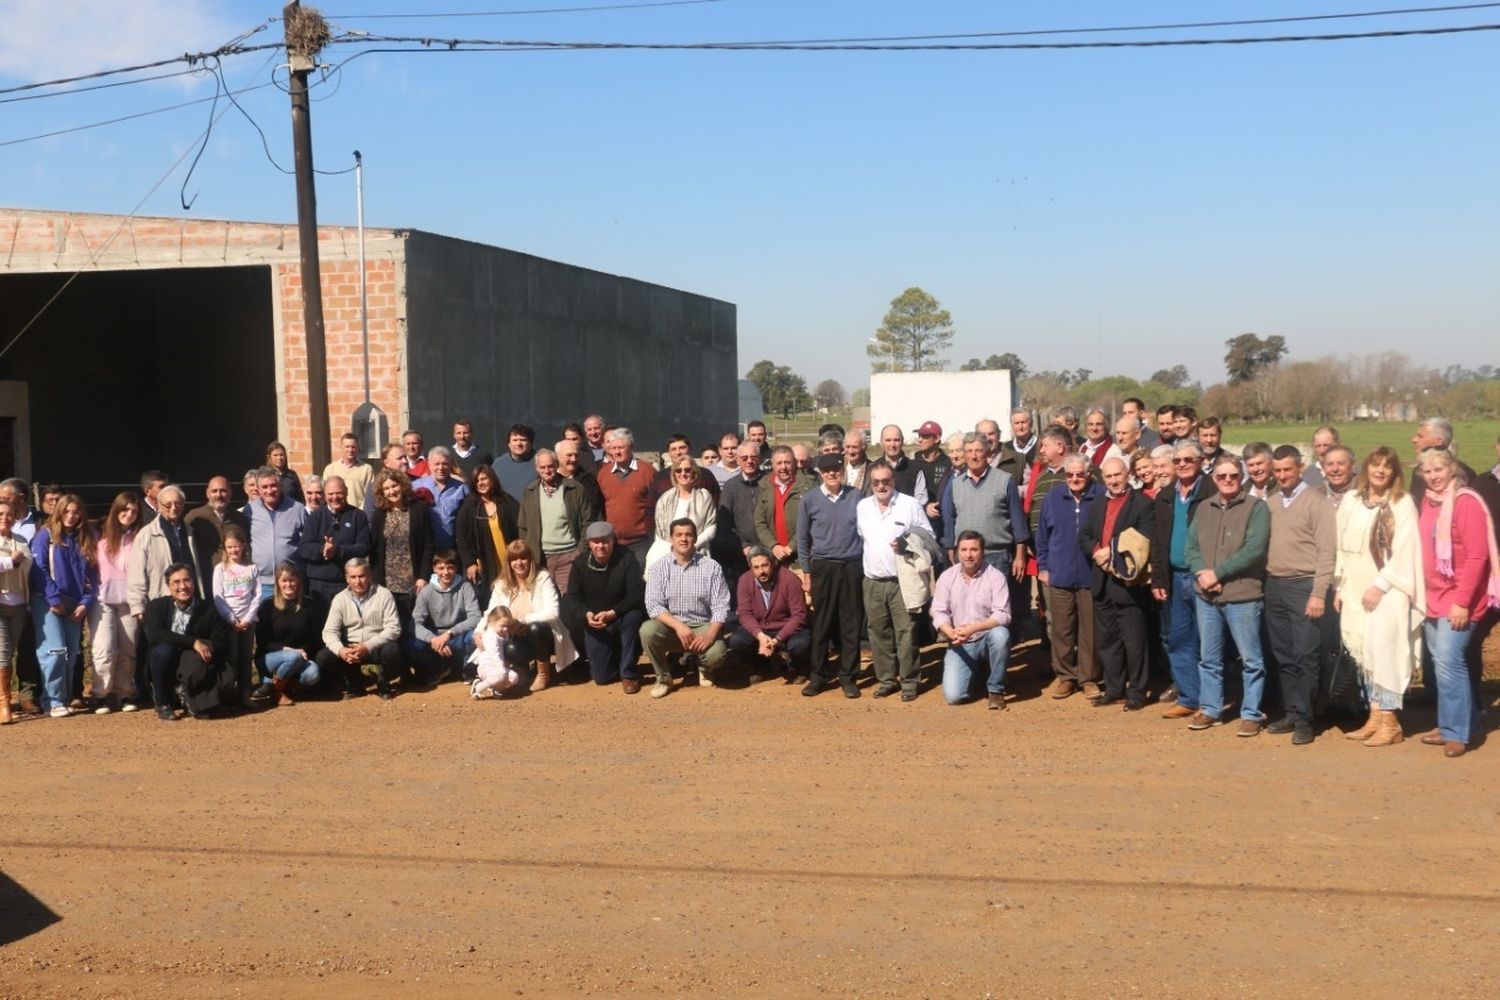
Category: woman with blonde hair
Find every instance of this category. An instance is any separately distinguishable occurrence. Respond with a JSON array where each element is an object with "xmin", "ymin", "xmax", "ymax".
[
  {"xmin": 483, "ymin": 539, "xmax": 577, "ymax": 690},
  {"xmin": 645, "ymin": 458, "xmax": 716, "ymax": 572},
  {"xmin": 89, "ymin": 492, "xmax": 143, "ymax": 713},
  {"xmin": 1333, "ymin": 447, "xmax": 1422, "ymax": 746}
]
